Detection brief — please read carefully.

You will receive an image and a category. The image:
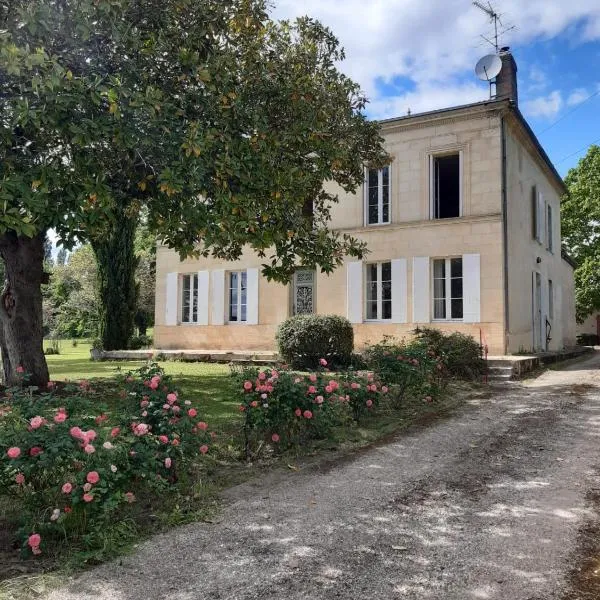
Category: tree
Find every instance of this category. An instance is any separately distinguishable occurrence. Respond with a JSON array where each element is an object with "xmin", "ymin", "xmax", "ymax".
[
  {"xmin": 562, "ymin": 145, "xmax": 600, "ymax": 322},
  {"xmin": 134, "ymin": 223, "xmax": 157, "ymax": 337},
  {"xmin": 0, "ymin": 0, "xmax": 388, "ymax": 385},
  {"xmin": 55, "ymin": 247, "xmax": 68, "ymax": 267}
]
